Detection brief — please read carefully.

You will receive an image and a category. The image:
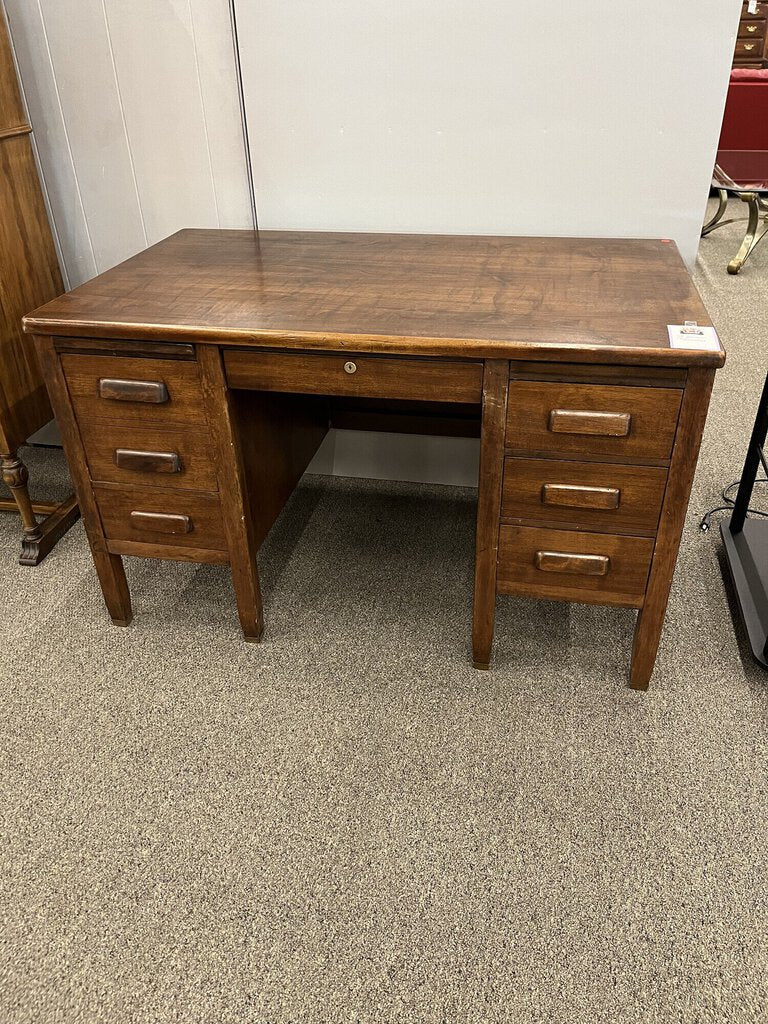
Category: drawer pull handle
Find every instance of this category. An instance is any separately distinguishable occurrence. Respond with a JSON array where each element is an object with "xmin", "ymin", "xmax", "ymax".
[
  {"xmin": 129, "ymin": 510, "xmax": 192, "ymax": 535},
  {"xmin": 535, "ymin": 550, "xmax": 610, "ymax": 576},
  {"xmin": 744, "ymin": 42, "xmax": 756, "ymax": 49},
  {"xmin": 548, "ymin": 409, "xmax": 631, "ymax": 437},
  {"xmin": 747, "ymin": 24, "xmax": 758, "ymax": 31},
  {"xmin": 99, "ymin": 378, "xmax": 169, "ymax": 404},
  {"xmin": 541, "ymin": 483, "xmax": 621, "ymax": 510},
  {"xmin": 114, "ymin": 449, "xmax": 182, "ymax": 474}
]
